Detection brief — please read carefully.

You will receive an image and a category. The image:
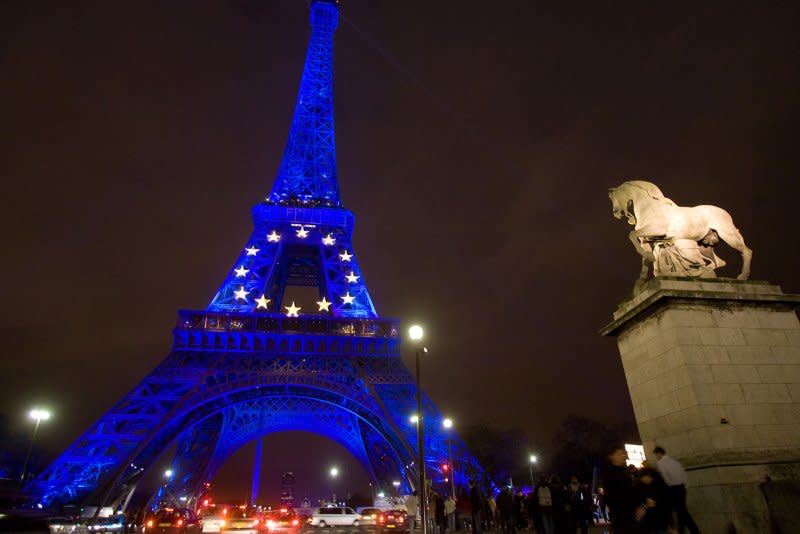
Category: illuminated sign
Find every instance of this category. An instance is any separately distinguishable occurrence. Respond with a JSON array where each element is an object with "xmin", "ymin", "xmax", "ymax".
[{"xmin": 625, "ymin": 443, "xmax": 646, "ymax": 468}]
